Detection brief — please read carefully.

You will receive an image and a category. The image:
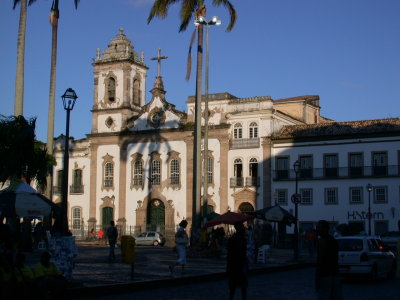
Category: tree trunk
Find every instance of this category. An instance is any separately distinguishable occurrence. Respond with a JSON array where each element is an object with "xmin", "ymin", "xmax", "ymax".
[
  {"xmin": 192, "ymin": 23, "xmax": 204, "ymax": 237},
  {"xmin": 14, "ymin": 0, "xmax": 27, "ymax": 116},
  {"xmin": 46, "ymin": 8, "xmax": 59, "ymax": 199}
]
